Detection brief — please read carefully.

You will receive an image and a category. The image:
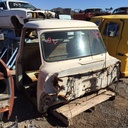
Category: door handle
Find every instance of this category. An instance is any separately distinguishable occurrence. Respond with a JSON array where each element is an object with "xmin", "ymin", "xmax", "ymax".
[{"xmin": 117, "ymin": 53, "xmax": 125, "ymax": 56}]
